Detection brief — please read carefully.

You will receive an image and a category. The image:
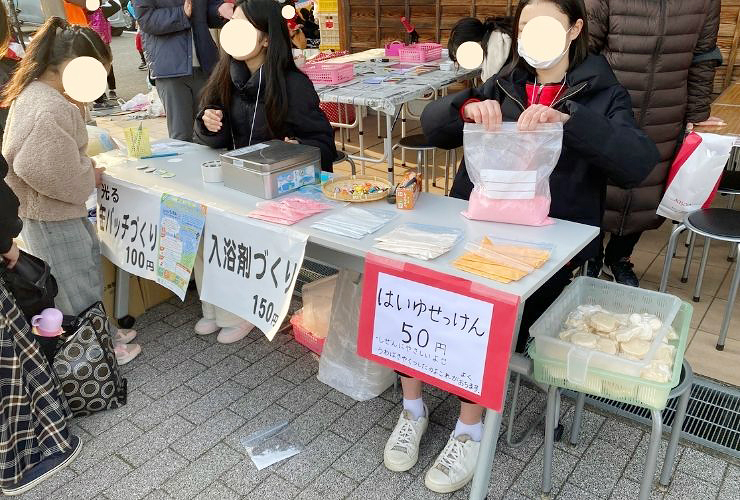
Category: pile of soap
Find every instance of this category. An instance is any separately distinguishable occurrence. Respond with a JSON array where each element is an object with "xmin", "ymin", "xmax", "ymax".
[
  {"xmin": 248, "ymin": 197, "xmax": 334, "ymax": 225},
  {"xmin": 453, "ymin": 236, "xmax": 550, "ymax": 283},
  {"xmin": 560, "ymin": 305, "xmax": 679, "ymax": 383}
]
